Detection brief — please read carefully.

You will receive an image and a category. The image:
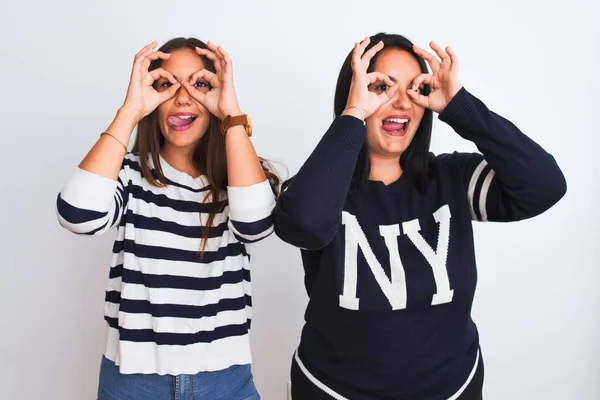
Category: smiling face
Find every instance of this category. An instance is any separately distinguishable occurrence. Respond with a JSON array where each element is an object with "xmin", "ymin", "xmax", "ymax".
[
  {"xmin": 155, "ymin": 48, "xmax": 212, "ymax": 154},
  {"xmin": 365, "ymin": 48, "xmax": 426, "ymax": 159}
]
